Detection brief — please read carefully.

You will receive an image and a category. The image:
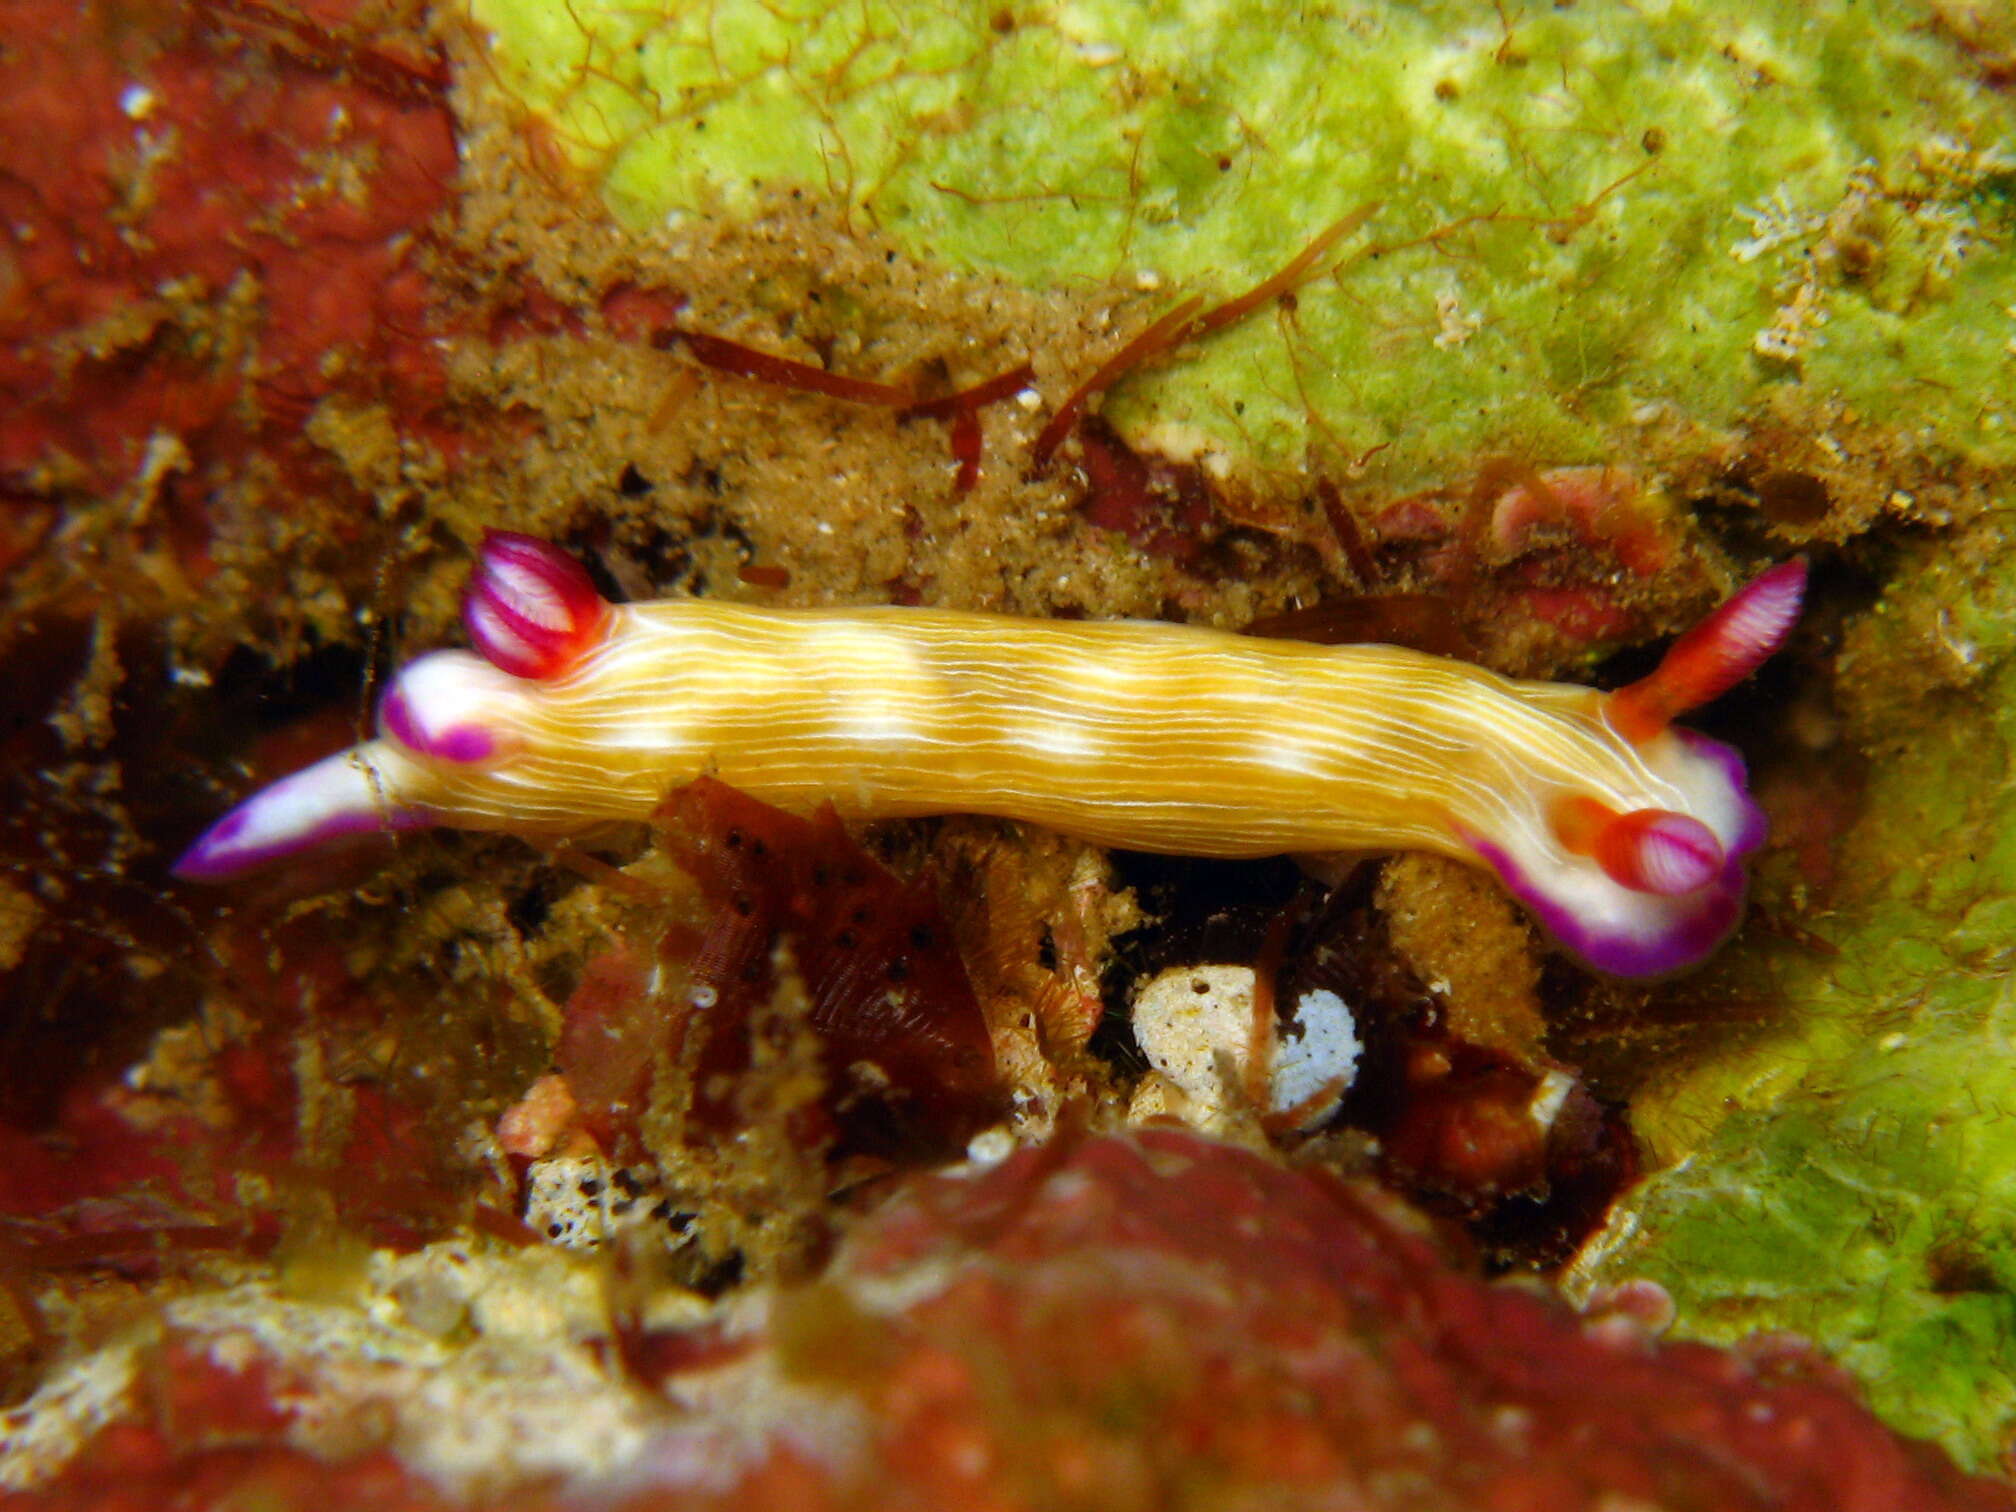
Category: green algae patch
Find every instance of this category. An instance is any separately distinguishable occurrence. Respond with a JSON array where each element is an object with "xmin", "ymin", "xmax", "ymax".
[
  {"xmin": 464, "ymin": 0, "xmax": 2016, "ymax": 493},
  {"xmin": 1568, "ymin": 533, "xmax": 2016, "ymax": 1474}
]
